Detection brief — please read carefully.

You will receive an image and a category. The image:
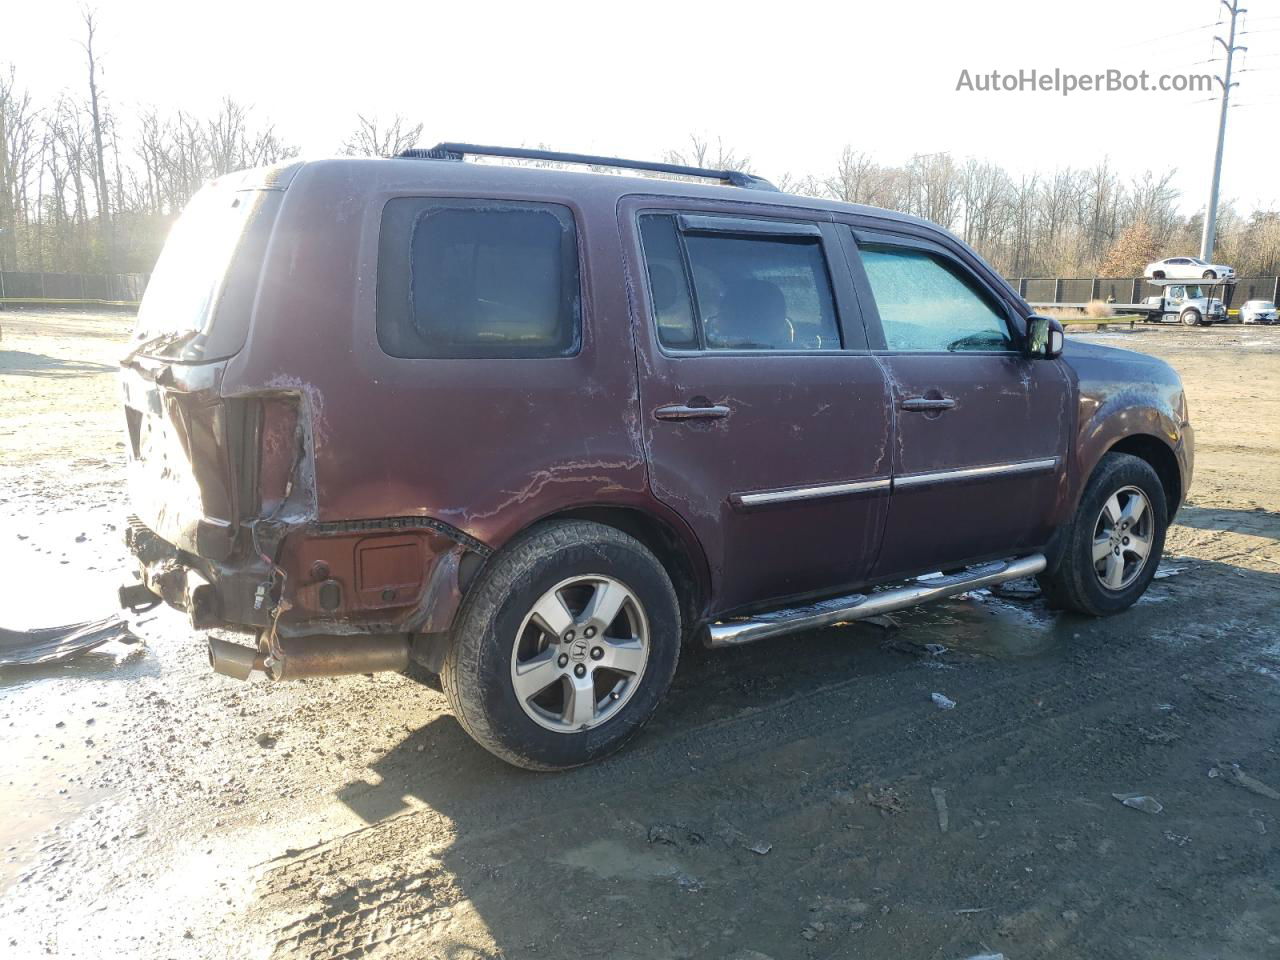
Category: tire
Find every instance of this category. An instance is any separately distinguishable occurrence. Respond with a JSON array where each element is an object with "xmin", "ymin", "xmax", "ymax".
[
  {"xmin": 441, "ymin": 520, "xmax": 680, "ymax": 770},
  {"xmin": 1039, "ymin": 453, "xmax": 1167, "ymax": 616},
  {"xmin": 1152, "ymin": 271, "xmax": 1165, "ymax": 280},
  {"xmin": 1202, "ymin": 270, "xmax": 1216, "ymax": 280},
  {"xmin": 1180, "ymin": 309, "xmax": 1201, "ymax": 326}
]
